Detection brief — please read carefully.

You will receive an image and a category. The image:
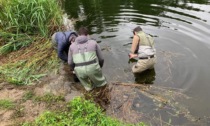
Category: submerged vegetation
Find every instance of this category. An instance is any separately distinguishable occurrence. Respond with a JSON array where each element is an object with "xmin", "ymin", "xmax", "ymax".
[{"xmin": 0, "ymin": 0, "xmax": 63, "ymax": 85}]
